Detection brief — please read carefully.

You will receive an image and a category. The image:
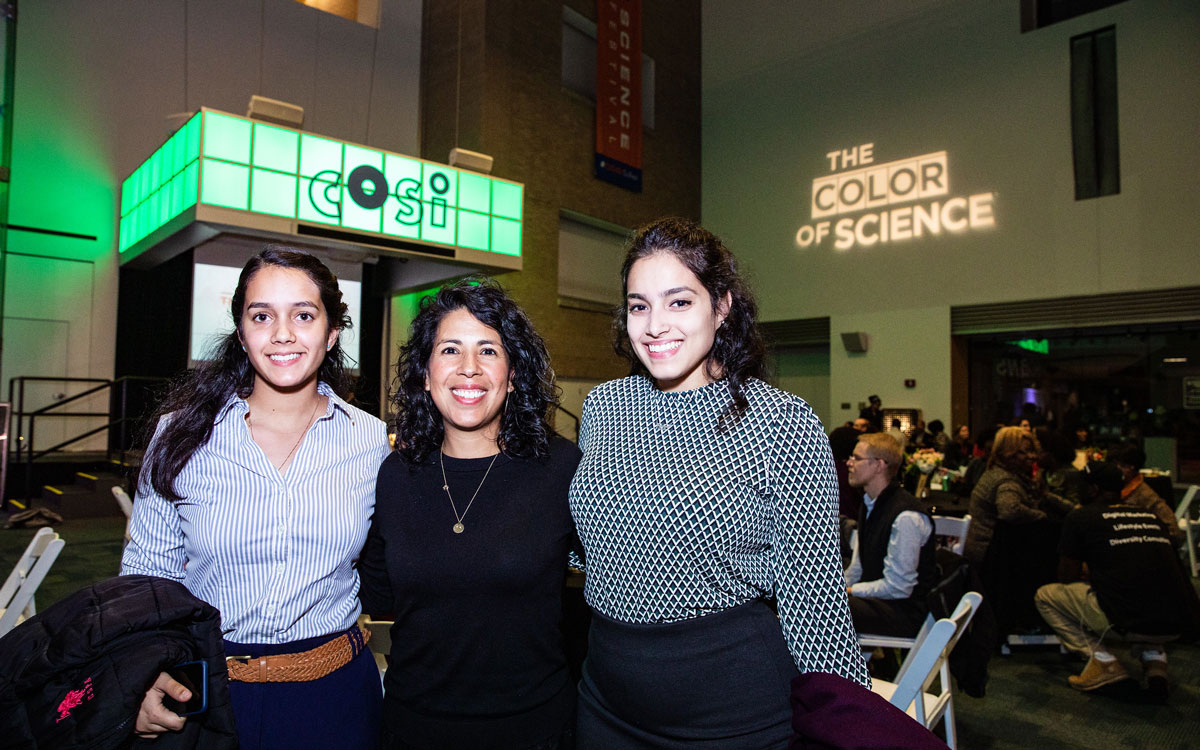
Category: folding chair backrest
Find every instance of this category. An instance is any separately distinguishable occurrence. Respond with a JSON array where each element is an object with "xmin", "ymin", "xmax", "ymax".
[
  {"xmin": 111, "ymin": 486, "xmax": 134, "ymax": 519},
  {"xmin": 0, "ymin": 527, "xmax": 65, "ymax": 637},
  {"xmin": 933, "ymin": 514, "xmax": 972, "ymax": 556},
  {"xmin": 888, "ymin": 591, "xmax": 982, "ymax": 717},
  {"xmin": 1176, "ymin": 486, "xmax": 1199, "ymax": 577},
  {"xmin": 887, "ymin": 618, "xmax": 956, "ymax": 716}
]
